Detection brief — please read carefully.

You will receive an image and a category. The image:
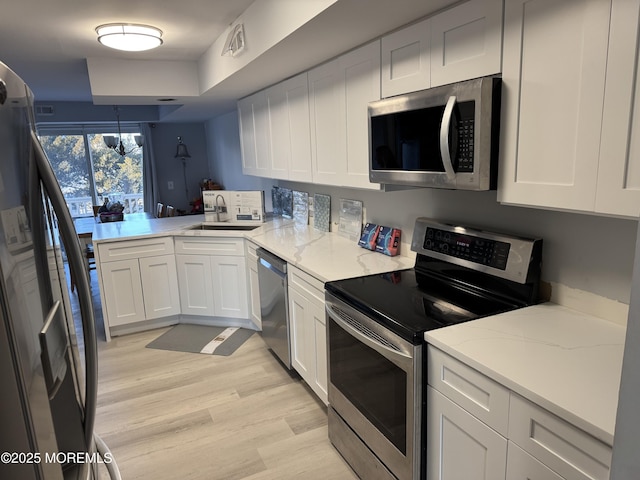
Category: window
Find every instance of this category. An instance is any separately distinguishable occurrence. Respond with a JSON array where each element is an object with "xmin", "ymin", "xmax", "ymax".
[{"xmin": 39, "ymin": 126, "xmax": 144, "ymax": 217}]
